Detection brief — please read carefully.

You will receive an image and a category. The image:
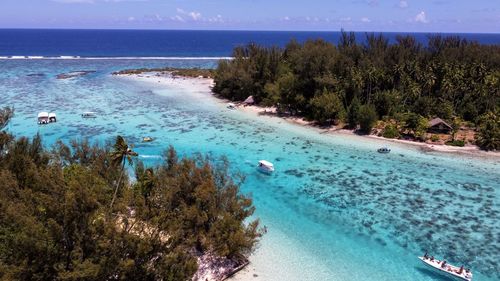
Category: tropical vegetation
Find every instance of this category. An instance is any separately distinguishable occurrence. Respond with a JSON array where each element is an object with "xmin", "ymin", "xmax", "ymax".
[
  {"xmin": 213, "ymin": 31, "xmax": 500, "ymax": 150},
  {"xmin": 0, "ymin": 108, "xmax": 262, "ymax": 281}
]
